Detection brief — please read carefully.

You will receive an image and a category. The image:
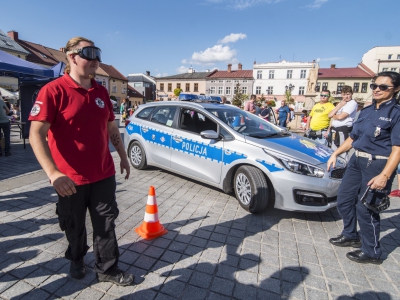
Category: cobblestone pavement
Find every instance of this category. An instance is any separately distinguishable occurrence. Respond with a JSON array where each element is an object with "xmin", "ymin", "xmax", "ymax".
[{"xmin": 1, "ymin": 122, "xmax": 400, "ymax": 300}]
